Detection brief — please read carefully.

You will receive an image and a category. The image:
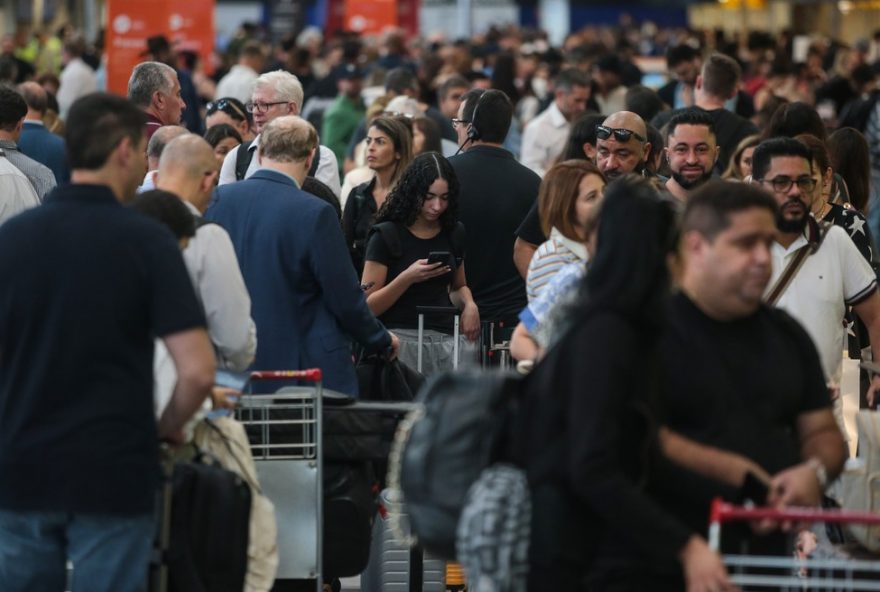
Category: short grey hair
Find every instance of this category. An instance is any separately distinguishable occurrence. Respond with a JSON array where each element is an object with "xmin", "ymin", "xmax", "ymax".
[
  {"xmin": 259, "ymin": 115, "xmax": 316, "ymax": 163},
  {"xmin": 253, "ymin": 70, "xmax": 304, "ymax": 110},
  {"xmin": 128, "ymin": 62, "xmax": 176, "ymax": 108},
  {"xmin": 147, "ymin": 125, "xmax": 189, "ymax": 160}
]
